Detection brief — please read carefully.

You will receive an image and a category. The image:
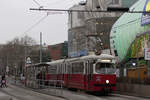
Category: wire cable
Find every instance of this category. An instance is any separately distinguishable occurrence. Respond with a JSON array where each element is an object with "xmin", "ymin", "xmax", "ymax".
[
  {"xmin": 30, "ymin": 8, "xmax": 150, "ymax": 13},
  {"xmin": 33, "ymin": 0, "xmax": 41, "ymax": 7}
]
